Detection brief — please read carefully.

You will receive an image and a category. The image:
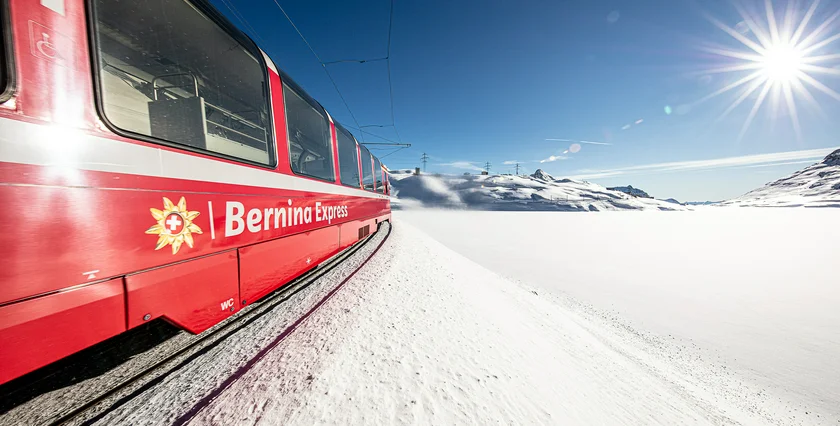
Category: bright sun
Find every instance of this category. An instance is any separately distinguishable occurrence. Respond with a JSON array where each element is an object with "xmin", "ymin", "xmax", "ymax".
[
  {"xmin": 697, "ymin": 0, "xmax": 840, "ymax": 141},
  {"xmin": 759, "ymin": 43, "xmax": 804, "ymax": 83}
]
